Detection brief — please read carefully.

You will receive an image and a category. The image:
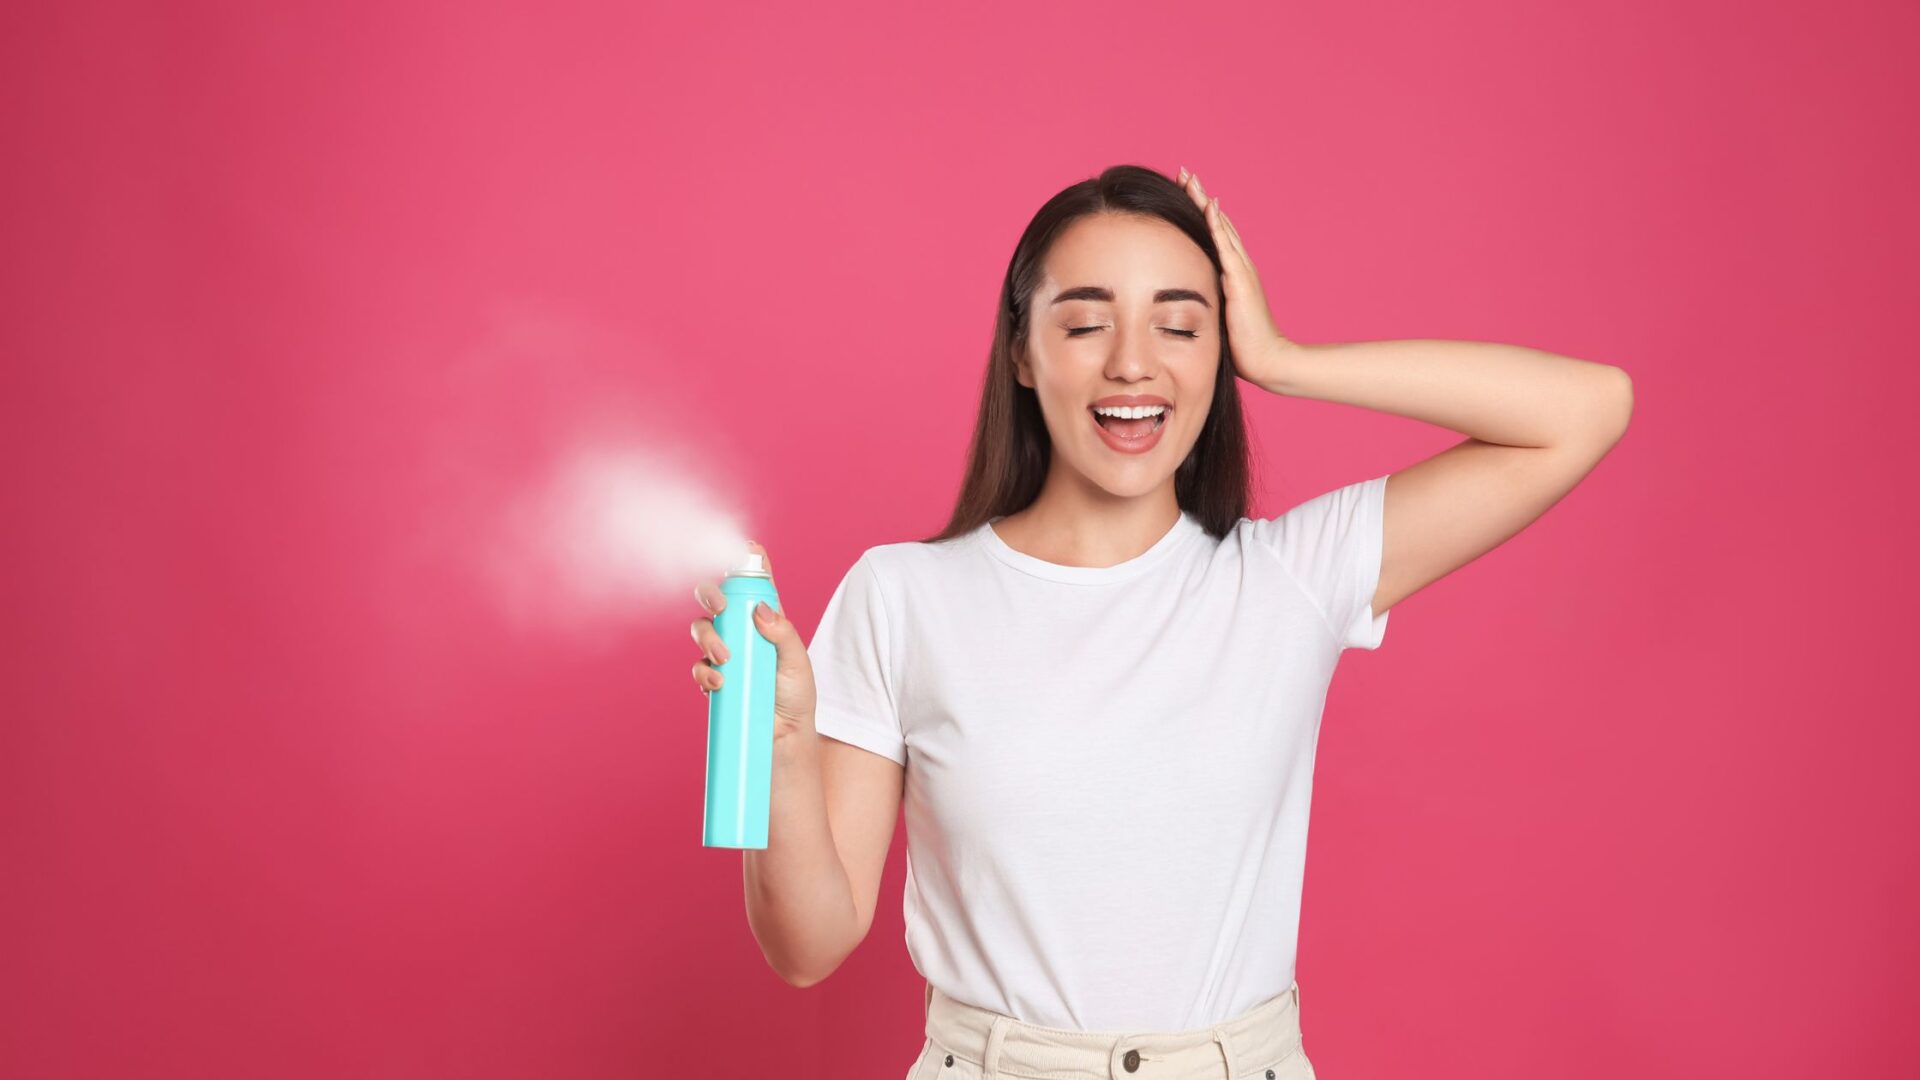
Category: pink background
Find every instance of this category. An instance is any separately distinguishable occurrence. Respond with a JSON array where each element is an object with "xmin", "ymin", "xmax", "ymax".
[{"xmin": 5, "ymin": 2, "xmax": 1916, "ymax": 1076}]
